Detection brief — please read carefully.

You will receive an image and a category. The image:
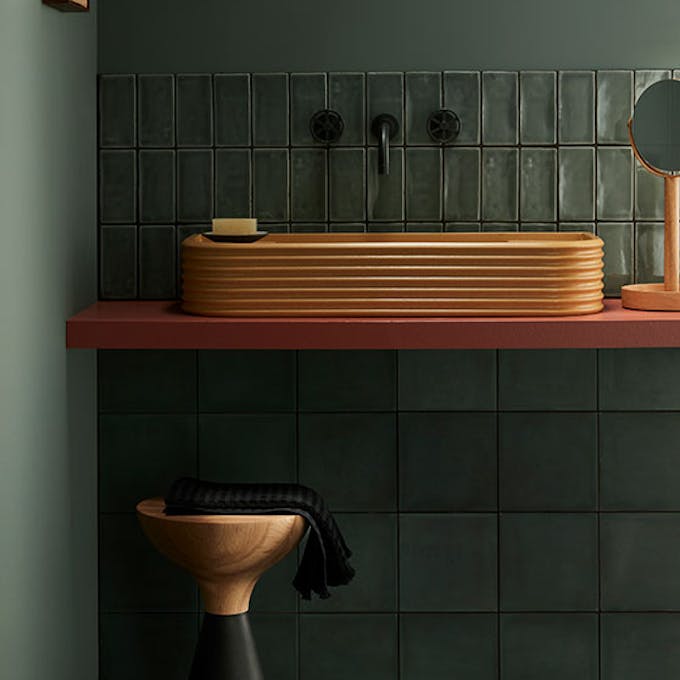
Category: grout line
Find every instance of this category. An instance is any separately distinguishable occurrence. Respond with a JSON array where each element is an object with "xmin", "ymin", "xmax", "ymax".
[{"xmin": 496, "ymin": 348, "xmax": 502, "ymax": 680}]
